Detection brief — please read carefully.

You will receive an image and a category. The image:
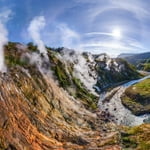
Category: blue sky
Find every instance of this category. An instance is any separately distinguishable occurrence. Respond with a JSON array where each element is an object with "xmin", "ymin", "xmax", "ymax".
[{"xmin": 0, "ymin": 0, "xmax": 150, "ymax": 55}]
